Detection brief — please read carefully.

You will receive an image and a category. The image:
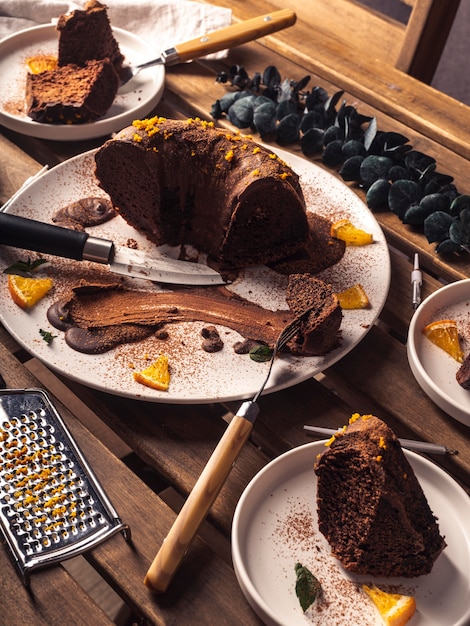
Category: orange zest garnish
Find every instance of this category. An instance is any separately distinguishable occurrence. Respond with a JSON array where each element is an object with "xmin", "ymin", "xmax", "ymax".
[
  {"xmin": 26, "ymin": 54, "xmax": 58, "ymax": 74},
  {"xmin": 336, "ymin": 283, "xmax": 370, "ymax": 309},
  {"xmin": 133, "ymin": 355, "xmax": 171, "ymax": 391},
  {"xmin": 331, "ymin": 219, "xmax": 373, "ymax": 246},
  {"xmin": 362, "ymin": 585, "xmax": 416, "ymax": 626},
  {"xmin": 7, "ymin": 274, "xmax": 53, "ymax": 309},
  {"xmin": 422, "ymin": 319, "xmax": 464, "ymax": 363}
]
